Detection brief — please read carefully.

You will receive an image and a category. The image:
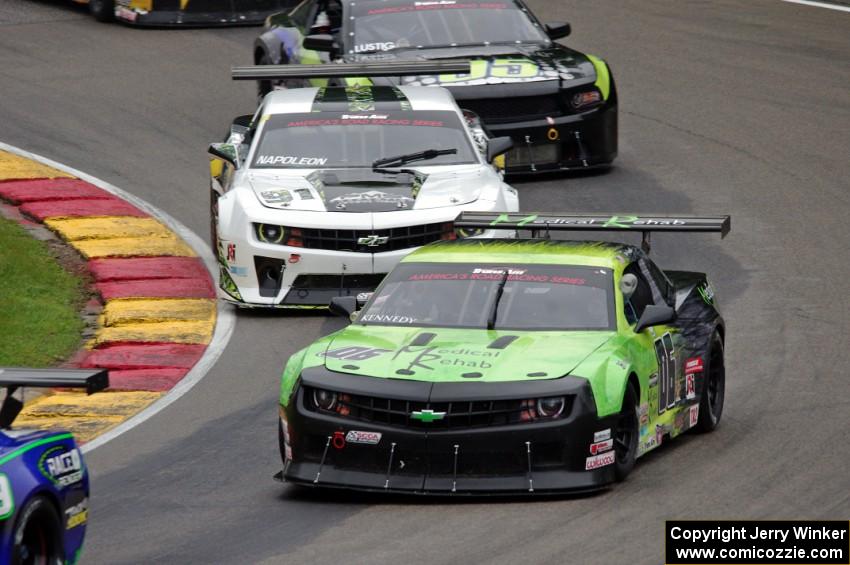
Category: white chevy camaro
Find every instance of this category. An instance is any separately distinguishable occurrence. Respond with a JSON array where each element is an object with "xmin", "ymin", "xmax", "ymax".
[{"xmin": 209, "ymin": 83, "xmax": 519, "ymax": 308}]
